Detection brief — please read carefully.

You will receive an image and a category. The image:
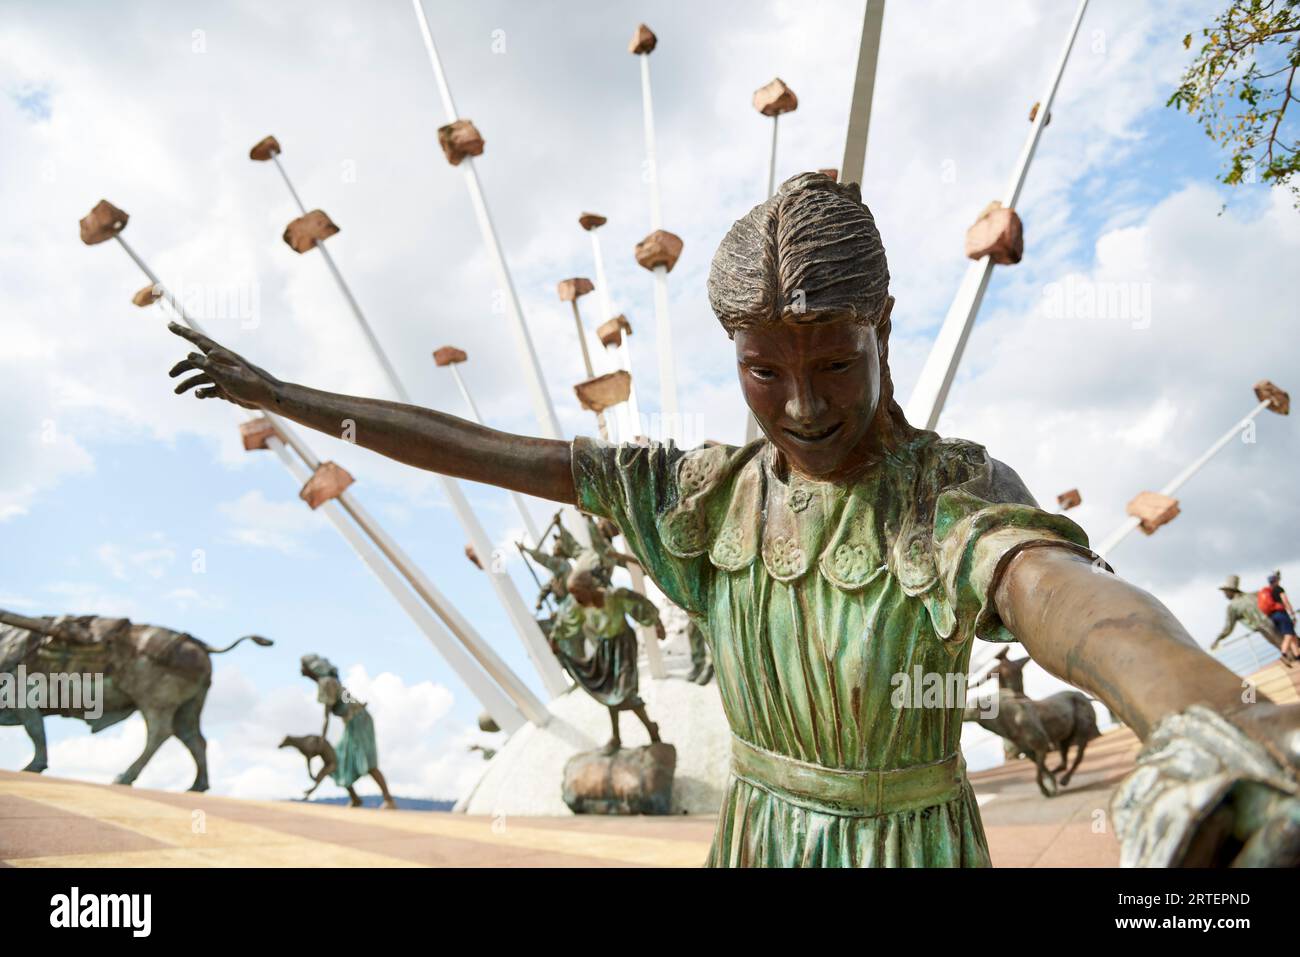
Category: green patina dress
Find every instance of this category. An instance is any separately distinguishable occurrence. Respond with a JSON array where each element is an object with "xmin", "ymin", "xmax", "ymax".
[
  {"xmin": 550, "ymin": 588, "xmax": 661, "ymax": 710},
  {"xmin": 317, "ymin": 675, "xmax": 379, "ymax": 789},
  {"xmin": 573, "ymin": 431, "xmax": 1095, "ymax": 867}
]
